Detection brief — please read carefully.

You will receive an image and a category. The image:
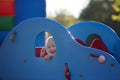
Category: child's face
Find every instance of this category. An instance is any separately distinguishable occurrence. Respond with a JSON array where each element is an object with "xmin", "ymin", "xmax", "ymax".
[{"xmin": 46, "ymin": 40, "xmax": 56, "ymax": 56}]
